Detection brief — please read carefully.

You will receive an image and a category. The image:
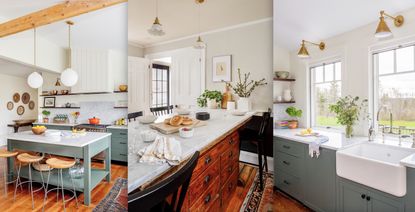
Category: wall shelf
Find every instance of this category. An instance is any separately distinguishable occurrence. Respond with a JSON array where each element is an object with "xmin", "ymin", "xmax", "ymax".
[
  {"xmin": 273, "ymin": 78, "xmax": 295, "ymax": 82},
  {"xmin": 40, "ymin": 92, "xmax": 112, "ymax": 97},
  {"xmin": 114, "ymin": 106, "xmax": 128, "ymax": 109},
  {"xmin": 40, "ymin": 107, "xmax": 80, "ymax": 109},
  {"xmin": 274, "ymin": 101, "xmax": 296, "ymax": 104},
  {"xmin": 113, "ymin": 91, "xmax": 128, "ymax": 93}
]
